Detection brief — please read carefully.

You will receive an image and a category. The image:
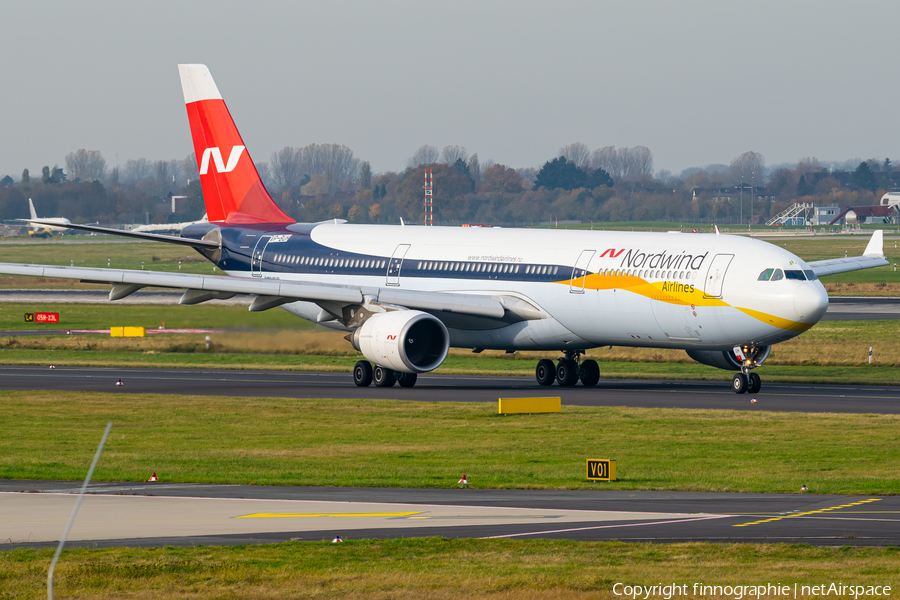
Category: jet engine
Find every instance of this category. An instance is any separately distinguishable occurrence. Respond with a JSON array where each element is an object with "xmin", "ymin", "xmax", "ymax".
[
  {"xmin": 686, "ymin": 346, "xmax": 771, "ymax": 371},
  {"xmin": 350, "ymin": 310, "xmax": 449, "ymax": 374}
]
